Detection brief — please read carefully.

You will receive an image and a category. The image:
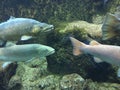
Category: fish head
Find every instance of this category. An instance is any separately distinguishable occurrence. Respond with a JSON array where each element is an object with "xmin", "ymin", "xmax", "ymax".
[
  {"xmin": 37, "ymin": 44, "xmax": 55, "ymax": 57},
  {"xmin": 31, "ymin": 22, "xmax": 54, "ymax": 34}
]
